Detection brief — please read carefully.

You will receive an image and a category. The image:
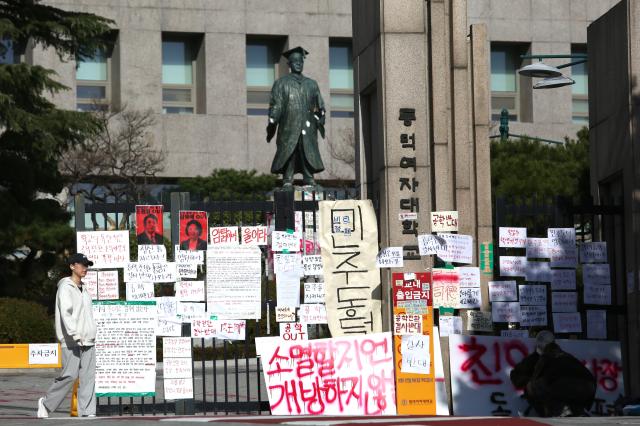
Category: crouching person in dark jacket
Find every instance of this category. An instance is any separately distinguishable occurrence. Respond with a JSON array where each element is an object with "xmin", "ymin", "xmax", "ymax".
[{"xmin": 510, "ymin": 330, "xmax": 596, "ymax": 417}]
